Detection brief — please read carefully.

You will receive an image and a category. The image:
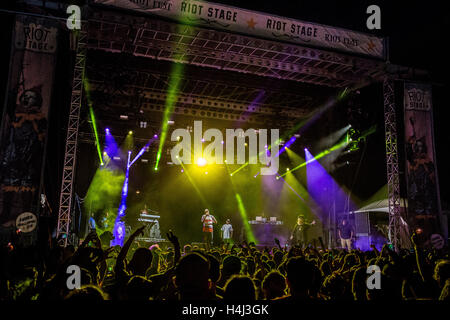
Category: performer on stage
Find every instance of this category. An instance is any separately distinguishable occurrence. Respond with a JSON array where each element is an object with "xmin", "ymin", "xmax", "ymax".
[
  {"xmin": 201, "ymin": 209, "xmax": 217, "ymax": 251},
  {"xmin": 221, "ymin": 219, "xmax": 233, "ymax": 244},
  {"xmin": 290, "ymin": 215, "xmax": 315, "ymax": 248},
  {"xmin": 338, "ymin": 217, "xmax": 354, "ymax": 251}
]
